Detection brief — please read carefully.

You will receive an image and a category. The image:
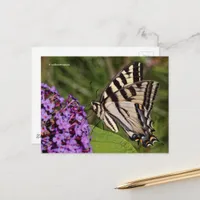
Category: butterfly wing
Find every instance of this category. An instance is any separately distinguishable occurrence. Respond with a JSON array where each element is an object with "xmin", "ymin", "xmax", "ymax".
[
  {"xmin": 100, "ymin": 61, "xmax": 143, "ymax": 101},
  {"xmin": 104, "ymin": 81, "xmax": 159, "ymax": 147},
  {"xmin": 102, "ymin": 111, "xmax": 119, "ymax": 133}
]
